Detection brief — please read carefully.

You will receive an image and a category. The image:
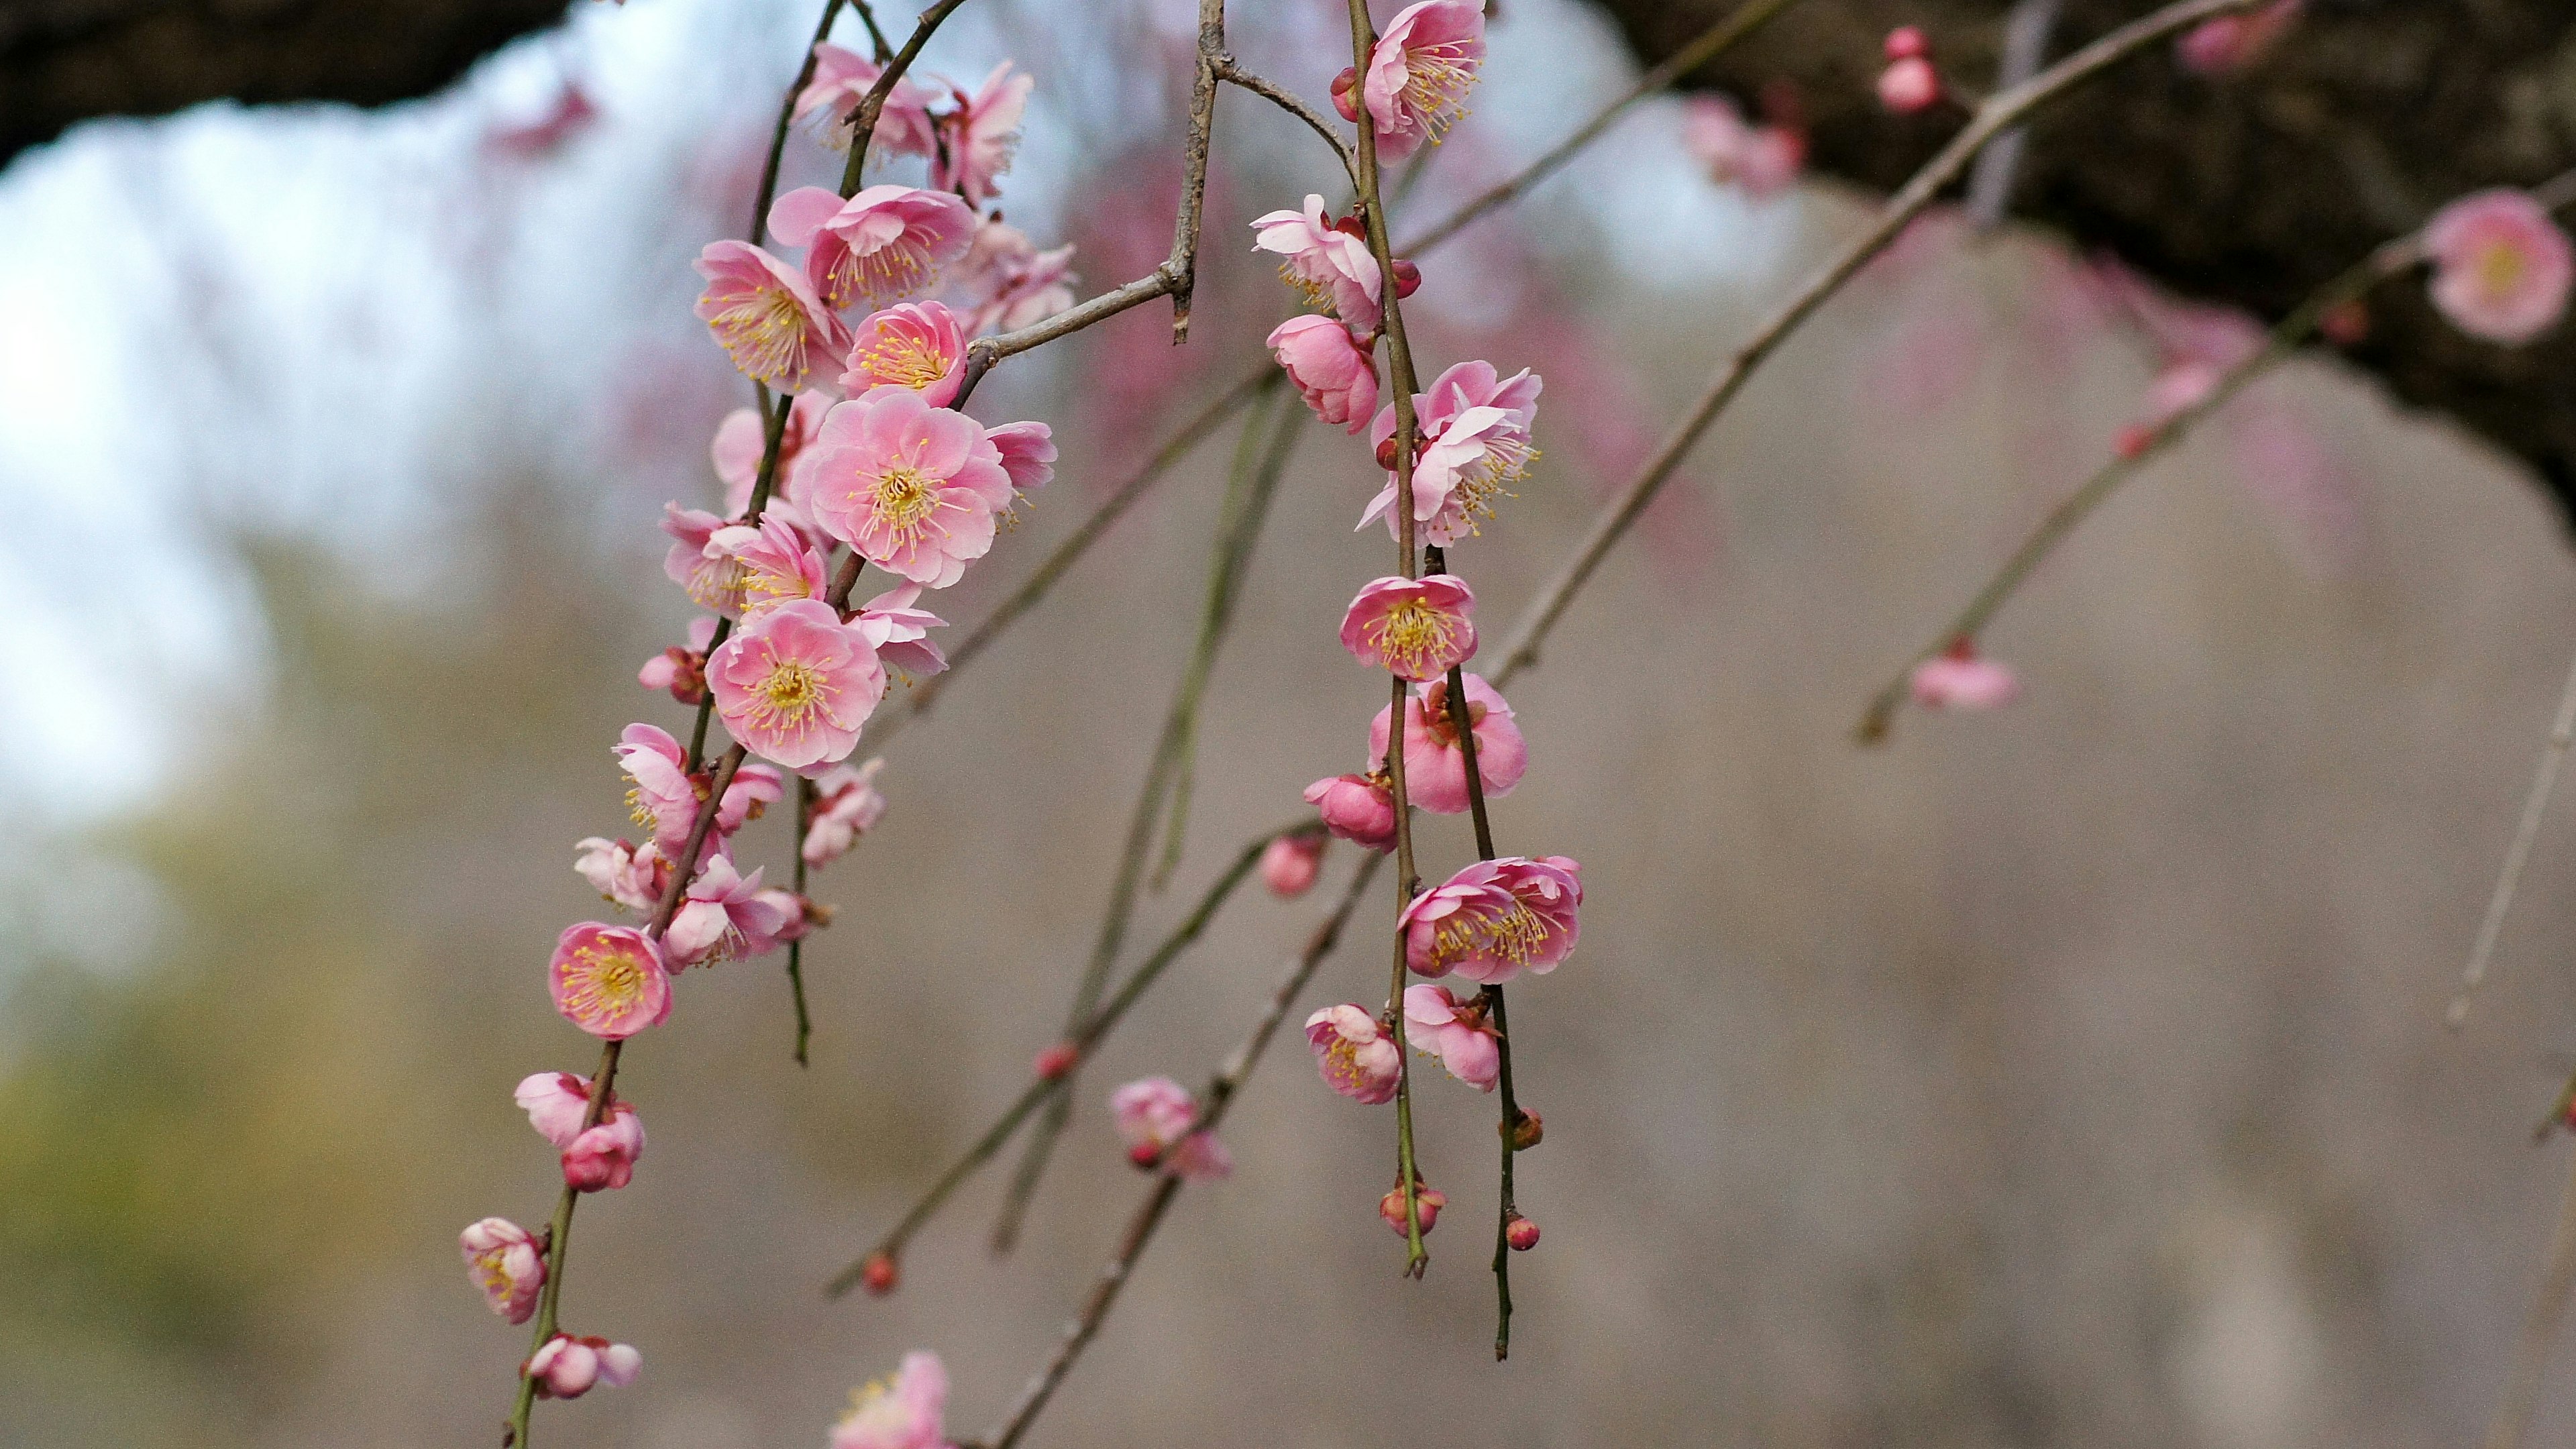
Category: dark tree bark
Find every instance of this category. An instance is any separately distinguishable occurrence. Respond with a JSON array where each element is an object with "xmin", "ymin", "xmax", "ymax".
[
  {"xmin": 1594, "ymin": 0, "xmax": 2576, "ymax": 519},
  {"xmin": 0, "ymin": 0, "xmax": 568, "ymax": 166}
]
